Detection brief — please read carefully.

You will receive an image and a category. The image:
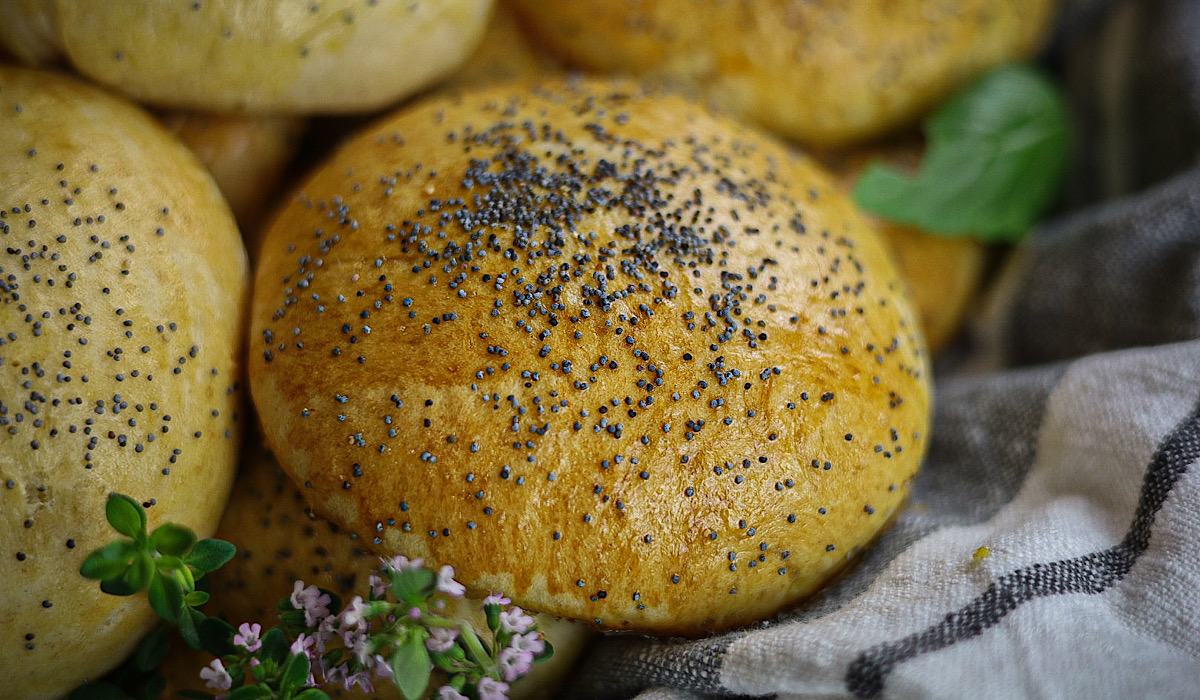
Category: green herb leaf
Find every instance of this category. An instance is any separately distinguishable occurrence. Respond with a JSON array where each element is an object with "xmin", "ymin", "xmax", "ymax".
[
  {"xmin": 80, "ymin": 540, "xmax": 139, "ymax": 581},
  {"xmin": 103, "ymin": 551, "xmax": 154, "ymax": 596},
  {"xmin": 177, "ymin": 691, "xmax": 216, "ymax": 700},
  {"xmin": 184, "ymin": 590, "xmax": 210, "ymax": 607},
  {"xmin": 261, "ymin": 627, "xmax": 291, "ymax": 666},
  {"xmin": 177, "ymin": 606, "xmax": 204, "ymax": 651},
  {"xmin": 226, "ymin": 687, "xmax": 270, "ymax": 700},
  {"xmin": 483, "ymin": 603, "xmax": 501, "ymax": 632},
  {"xmin": 853, "ymin": 63, "xmax": 1070, "ymax": 242},
  {"xmin": 149, "ymin": 523, "xmax": 196, "ymax": 557},
  {"xmin": 133, "ymin": 626, "xmax": 170, "ymax": 672},
  {"xmin": 294, "ymin": 690, "xmax": 332, "ymax": 700},
  {"xmin": 106, "ymin": 494, "xmax": 147, "ymax": 540},
  {"xmin": 534, "ymin": 638, "xmax": 555, "ymax": 663},
  {"xmin": 197, "ymin": 616, "xmax": 237, "ymax": 657},
  {"xmin": 183, "ymin": 538, "xmax": 236, "ymax": 573},
  {"xmin": 390, "ymin": 566, "xmax": 437, "ymax": 606},
  {"xmin": 390, "ymin": 631, "xmax": 432, "ymax": 700},
  {"xmin": 280, "ymin": 652, "xmax": 312, "ymax": 695},
  {"xmin": 147, "ymin": 572, "xmax": 185, "ymax": 623},
  {"xmin": 136, "ymin": 674, "xmax": 165, "ymax": 700}
]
